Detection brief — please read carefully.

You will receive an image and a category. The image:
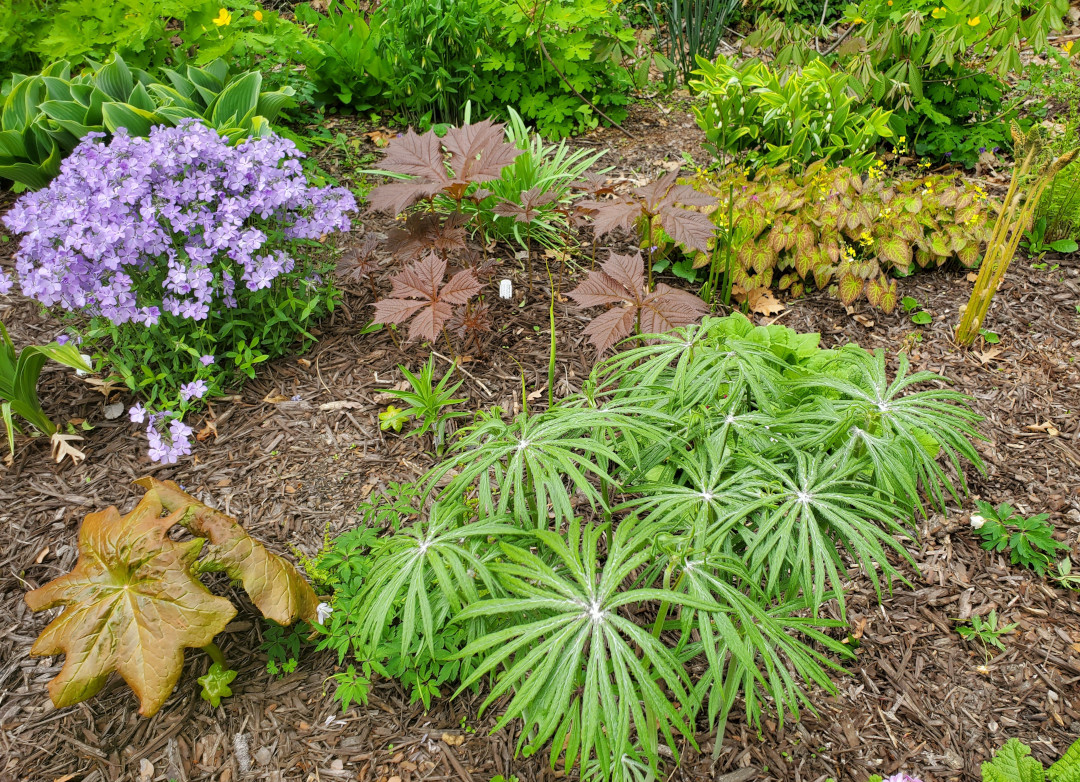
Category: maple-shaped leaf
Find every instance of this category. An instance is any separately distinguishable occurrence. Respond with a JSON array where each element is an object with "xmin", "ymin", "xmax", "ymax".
[
  {"xmin": 372, "ymin": 253, "xmax": 482, "ymax": 342},
  {"xmin": 374, "ymin": 128, "xmax": 448, "ymax": 181},
  {"xmin": 385, "ymin": 212, "xmax": 468, "ymax": 261},
  {"xmin": 442, "ymin": 119, "xmax": 522, "ymax": 183},
  {"xmin": 493, "ymin": 187, "xmax": 558, "ymax": 223},
  {"xmin": 25, "ymin": 491, "xmax": 236, "ymax": 716},
  {"xmin": 567, "ymin": 250, "xmax": 708, "ymax": 355},
  {"xmin": 571, "ymin": 173, "xmax": 616, "ymax": 198},
  {"xmin": 577, "ymin": 171, "xmax": 717, "ymax": 254},
  {"xmin": 135, "ymin": 478, "xmax": 319, "ymax": 625},
  {"xmin": 335, "ymin": 234, "xmax": 382, "ymax": 286},
  {"xmin": 368, "ymin": 121, "xmax": 522, "ymax": 216}
]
